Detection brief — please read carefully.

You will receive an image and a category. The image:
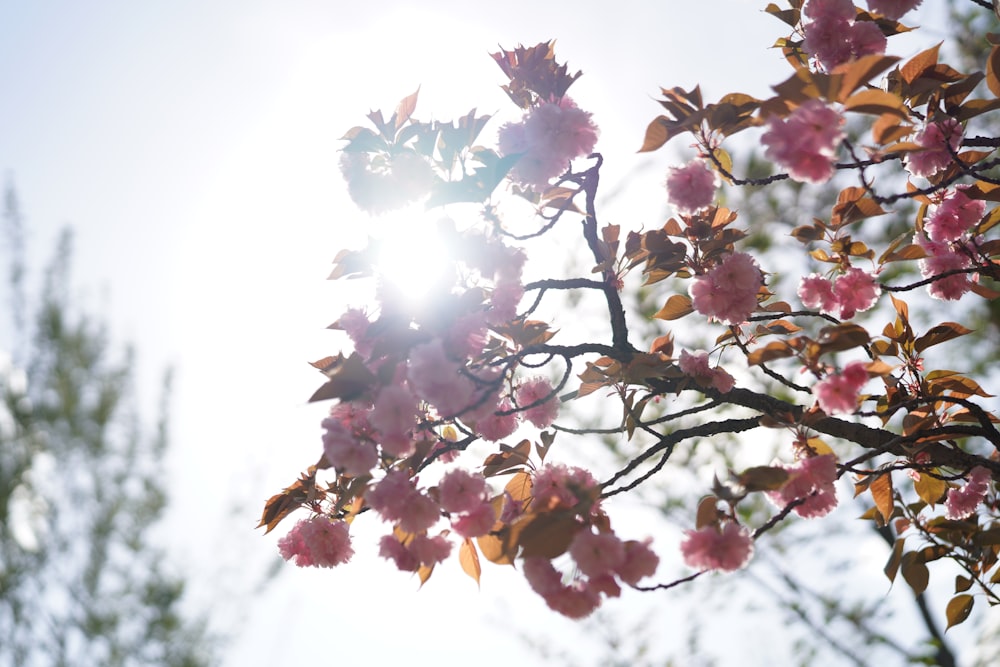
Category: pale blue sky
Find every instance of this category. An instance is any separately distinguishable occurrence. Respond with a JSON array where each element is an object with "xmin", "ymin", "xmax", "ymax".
[{"xmin": 1, "ymin": 2, "xmax": 961, "ymax": 665}]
